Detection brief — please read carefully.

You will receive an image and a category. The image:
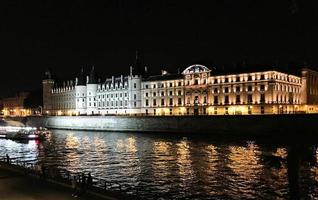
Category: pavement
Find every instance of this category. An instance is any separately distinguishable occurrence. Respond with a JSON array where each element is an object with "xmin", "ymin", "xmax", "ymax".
[{"xmin": 0, "ymin": 166, "xmax": 91, "ymax": 200}]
